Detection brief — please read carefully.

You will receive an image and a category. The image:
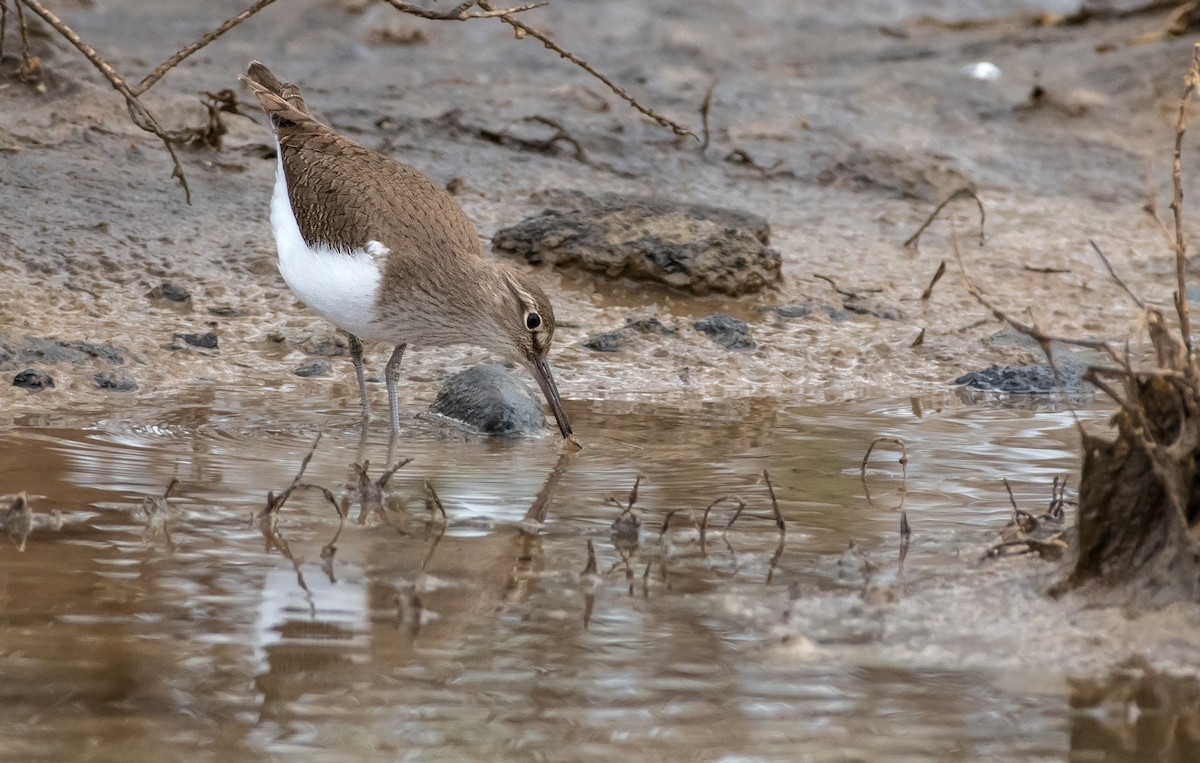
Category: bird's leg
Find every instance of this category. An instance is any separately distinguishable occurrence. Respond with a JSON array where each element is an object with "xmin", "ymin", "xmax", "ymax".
[
  {"xmin": 385, "ymin": 343, "xmax": 408, "ymax": 434},
  {"xmin": 348, "ymin": 334, "xmax": 371, "ymax": 419}
]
